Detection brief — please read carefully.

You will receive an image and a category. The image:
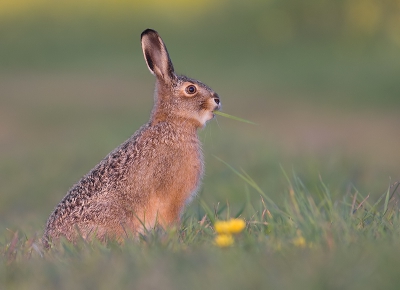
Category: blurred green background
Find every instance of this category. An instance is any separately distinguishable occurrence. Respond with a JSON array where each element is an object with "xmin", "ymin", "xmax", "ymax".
[{"xmin": 1, "ymin": 0, "xmax": 400, "ymax": 233}]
